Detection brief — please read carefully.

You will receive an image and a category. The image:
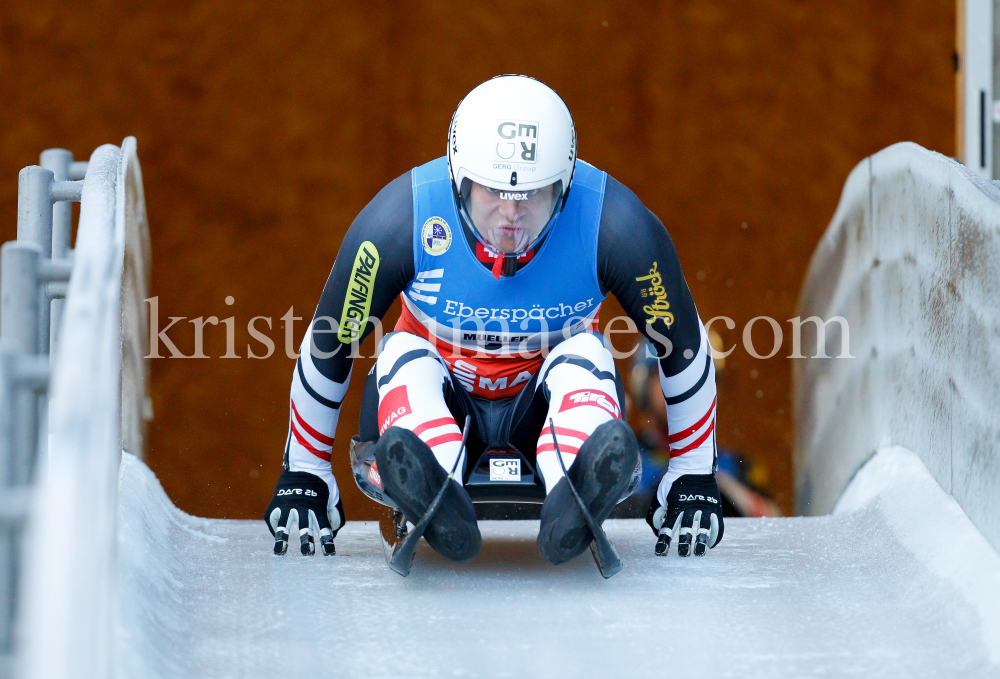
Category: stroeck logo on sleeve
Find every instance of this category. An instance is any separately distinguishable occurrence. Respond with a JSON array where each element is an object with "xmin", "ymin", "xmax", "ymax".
[{"xmin": 635, "ymin": 262, "xmax": 674, "ymax": 328}]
